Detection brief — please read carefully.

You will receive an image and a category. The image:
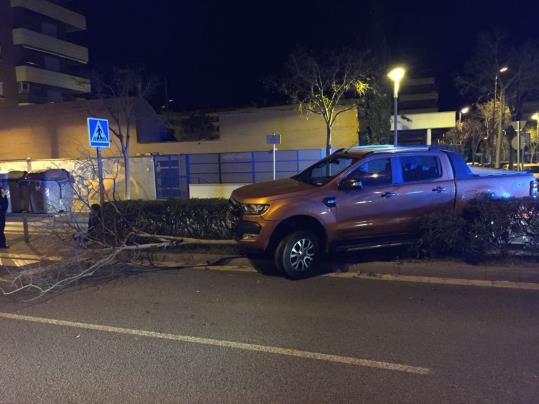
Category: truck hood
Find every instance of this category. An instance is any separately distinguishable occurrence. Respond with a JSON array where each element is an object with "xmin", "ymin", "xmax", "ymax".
[{"xmin": 232, "ymin": 178, "xmax": 316, "ymax": 202}]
